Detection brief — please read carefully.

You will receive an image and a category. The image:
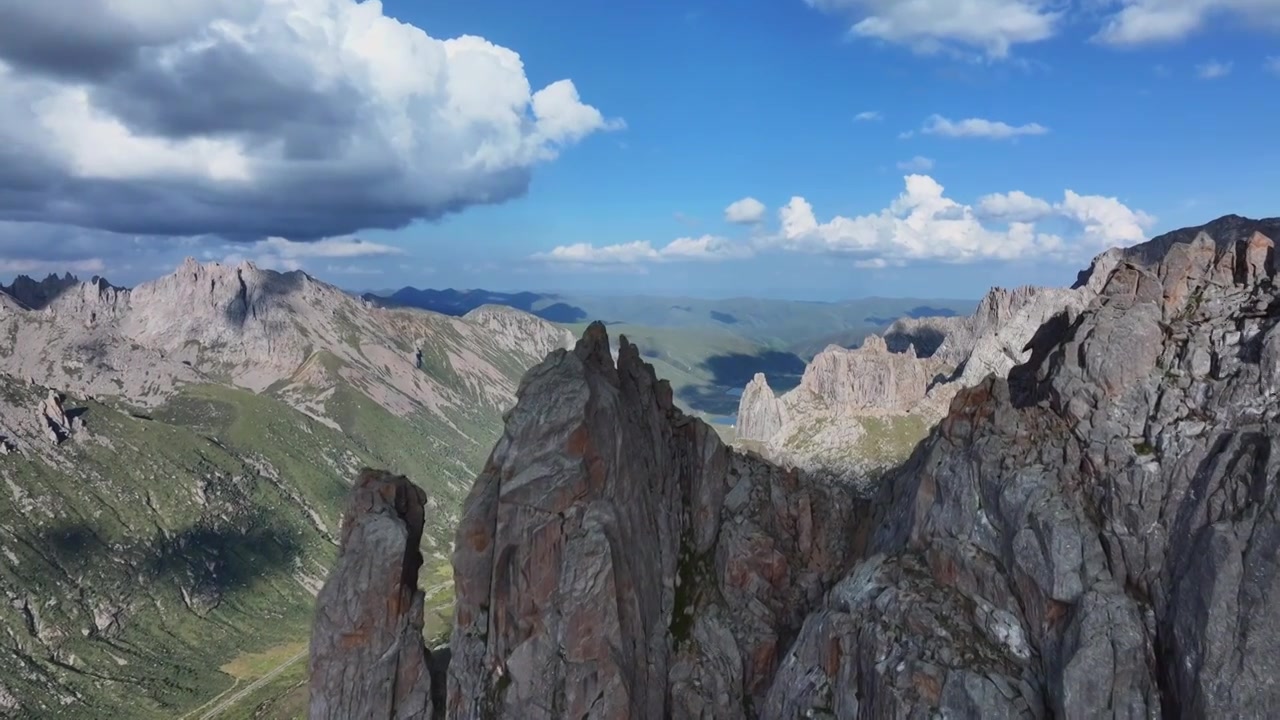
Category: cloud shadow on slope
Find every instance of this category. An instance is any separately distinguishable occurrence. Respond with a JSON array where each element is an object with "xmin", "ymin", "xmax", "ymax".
[
  {"xmin": 37, "ymin": 518, "xmax": 303, "ymax": 600},
  {"xmin": 676, "ymin": 349, "xmax": 807, "ymax": 417},
  {"xmin": 864, "ymin": 305, "xmax": 961, "ymax": 326}
]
